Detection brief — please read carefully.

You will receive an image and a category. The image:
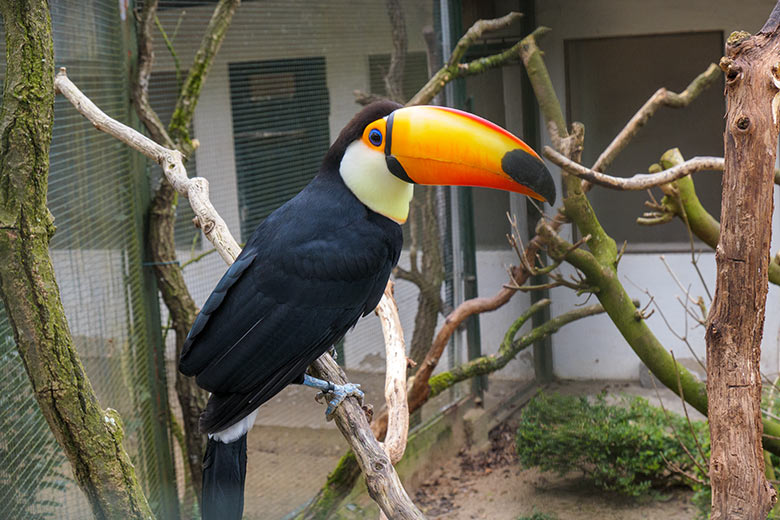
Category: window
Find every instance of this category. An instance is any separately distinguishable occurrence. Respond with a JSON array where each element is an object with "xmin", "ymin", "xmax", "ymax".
[
  {"xmin": 229, "ymin": 57, "xmax": 330, "ymax": 240},
  {"xmin": 565, "ymin": 31, "xmax": 725, "ymax": 250}
]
